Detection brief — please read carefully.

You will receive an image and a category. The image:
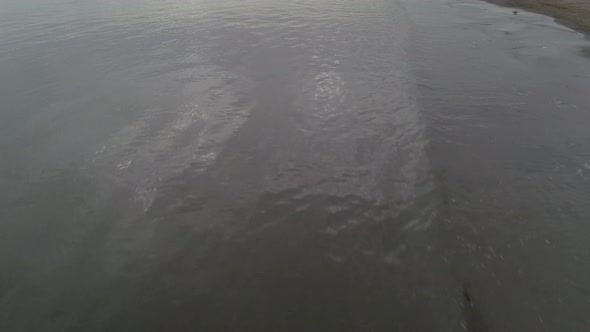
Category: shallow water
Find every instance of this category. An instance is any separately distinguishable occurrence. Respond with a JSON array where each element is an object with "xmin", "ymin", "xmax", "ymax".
[{"xmin": 1, "ymin": 0, "xmax": 590, "ymax": 330}]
